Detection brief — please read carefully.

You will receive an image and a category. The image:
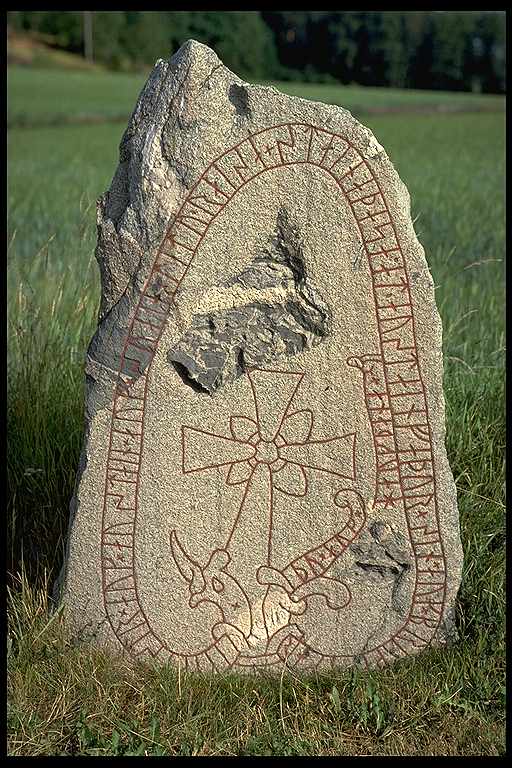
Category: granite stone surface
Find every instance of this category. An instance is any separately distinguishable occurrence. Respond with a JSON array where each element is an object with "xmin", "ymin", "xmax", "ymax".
[{"xmin": 56, "ymin": 40, "xmax": 463, "ymax": 673}]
